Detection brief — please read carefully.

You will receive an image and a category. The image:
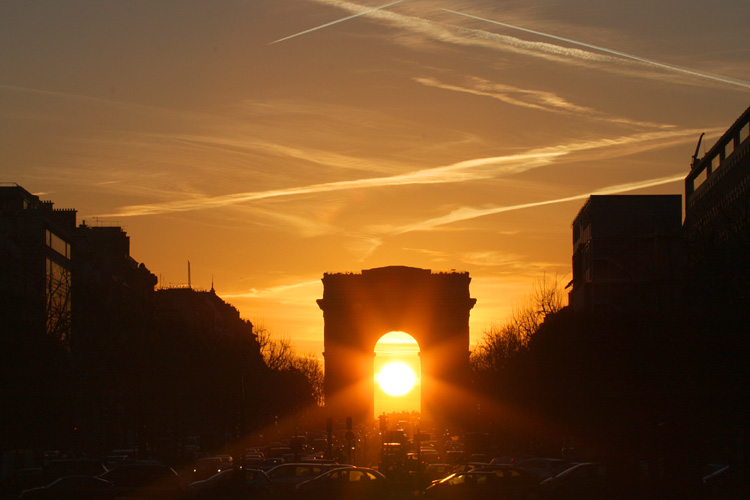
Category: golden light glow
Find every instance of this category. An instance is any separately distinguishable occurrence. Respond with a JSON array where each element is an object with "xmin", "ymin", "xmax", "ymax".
[
  {"xmin": 374, "ymin": 332, "xmax": 420, "ymax": 414},
  {"xmin": 377, "ymin": 362, "xmax": 415, "ymax": 396}
]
